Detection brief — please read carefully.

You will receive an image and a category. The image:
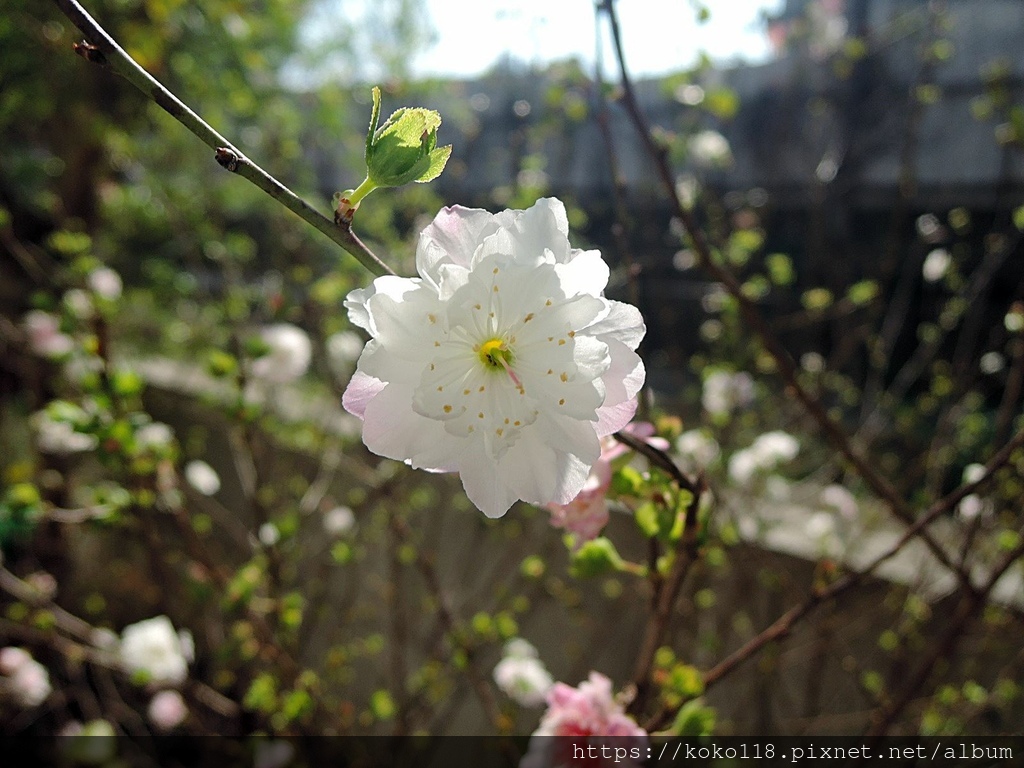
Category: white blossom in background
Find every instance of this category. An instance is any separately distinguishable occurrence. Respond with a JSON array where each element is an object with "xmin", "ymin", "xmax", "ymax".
[
  {"xmin": 323, "ymin": 505, "xmax": 356, "ymax": 536},
  {"xmin": 148, "ymin": 690, "xmax": 188, "ymax": 730},
  {"xmin": 688, "ymin": 129, "xmax": 733, "ymax": 168},
  {"xmin": 957, "ymin": 463, "xmax": 992, "ymax": 521},
  {"xmin": 63, "ymin": 288, "xmax": 94, "ymax": 319},
  {"xmin": 820, "ymin": 484, "xmax": 858, "ymax": 520},
  {"xmin": 326, "ymin": 330, "xmax": 365, "ymax": 374},
  {"xmin": 31, "ymin": 410, "xmax": 97, "ymax": 454},
  {"xmin": 342, "ymin": 198, "xmax": 645, "ymax": 518},
  {"xmin": 922, "ymin": 248, "xmax": 951, "ymax": 283},
  {"xmin": 751, "ymin": 431, "xmax": 800, "ymax": 464},
  {"xmin": 492, "ymin": 638, "xmax": 554, "ymax": 707},
  {"xmin": 805, "ymin": 511, "xmax": 841, "ymax": 556},
  {"xmin": 980, "ymin": 352, "xmax": 1006, "ymax": 375},
  {"xmin": 119, "ymin": 616, "xmax": 192, "ymax": 686},
  {"xmin": 258, "ymin": 522, "xmax": 280, "ymax": 546},
  {"xmin": 702, "ymin": 370, "xmax": 754, "ymax": 417},
  {"xmin": 250, "ymin": 323, "xmax": 311, "ymax": 384},
  {"xmin": 184, "ymin": 460, "xmax": 220, "ymax": 496},
  {"xmin": 728, "ymin": 431, "xmax": 800, "ymax": 485},
  {"xmin": 675, "ymin": 429, "xmax": 720, "ymax": 470},
  {"xmin": 87, "ymin": 267, "xmax": 123, "ymax": 301},
  {"xmin": 23, "ymin": 310, "xmax": 74, "ymax": 358},
  {"xmin": 136, "ymin": 422, "xmax": 174, "ymax": 451},
  {"xmin": 0, "ymin": 647, "xmax": 51, "ymax": 707}
]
